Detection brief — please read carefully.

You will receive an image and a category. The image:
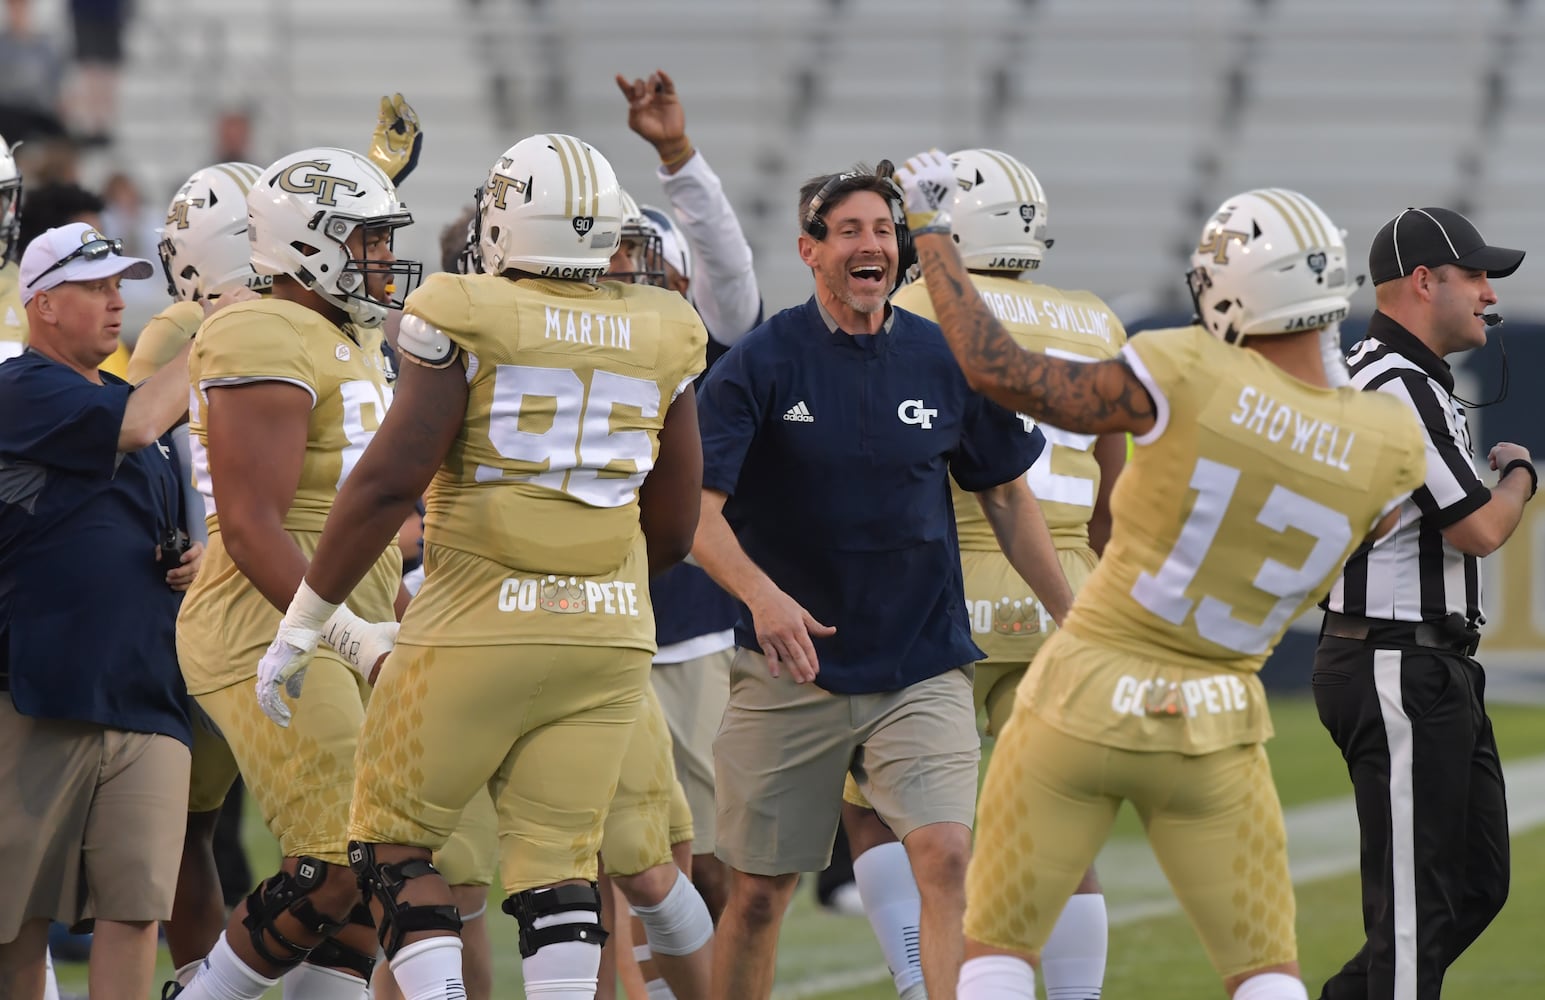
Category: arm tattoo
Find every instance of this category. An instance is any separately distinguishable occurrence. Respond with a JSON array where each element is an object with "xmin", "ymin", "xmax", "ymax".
[{"xmin": 916, "ymin": 237, "xmax": 1156, "ymax": 435}]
